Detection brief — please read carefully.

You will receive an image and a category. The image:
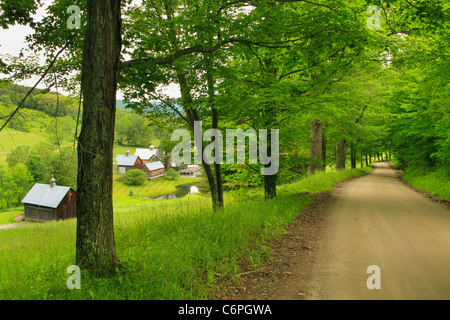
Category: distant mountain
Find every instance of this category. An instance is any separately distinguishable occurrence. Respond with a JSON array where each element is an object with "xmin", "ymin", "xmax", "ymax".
[
  {"xmin": 116, "ymin": 100, "xmax": 183, "ymax": 114},
  {"xmin": 116, "ymin": 100, "xmax": 128, "ymax": 109}
]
